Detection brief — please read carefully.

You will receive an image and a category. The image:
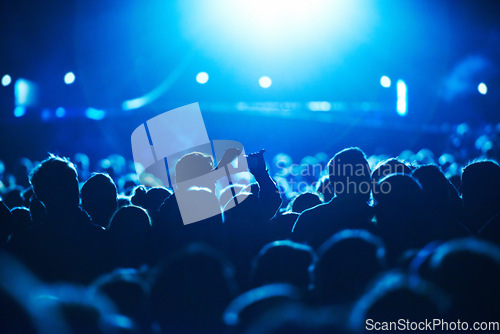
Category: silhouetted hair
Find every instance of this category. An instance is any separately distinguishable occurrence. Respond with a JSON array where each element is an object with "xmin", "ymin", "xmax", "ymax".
[
  {"xmin": 349, "ymin": 272, "xmax": 450, "ymax": 329},
  {"xmin": 328, "ymin": 147, "xmax": 371, "ymax": 200},
  {"xmin": 81, "ymin": 173, "xmax": 117, "ymax": 228},
  {"xmin": 29, "ymin": 155, "xmax": 80, "ymax": 213},
  {"xmin": 108, "ymin": 205, "xmax": 151, "ymax": 237},
  {"xmin": 313, "ymin": 229, "xmax": 386, "ymax": 303},
  {"xmin": 371, "ymin": 158, "xmax": 411, "ymax": 185},
  {"xmin": 460, "ymin": 160, "xmax": 500, "ymax": 230},
  {"xmin": 151, "ymin": 243, "xmax": 237, "ymax": 333},
  {"xmin": 175, "ymin": 152, "xmax": 214, "ymax": 185},
  {"xmin": 251, "ymin": 240, "xmax": 316, "ymax": 290},
  {"xmin": 425, "ymin": 238, "xmax": 500, "ymax": 320},
  {"xmin": 288, "ymin": 192, "xmax": 323, "ymax": 214}
]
